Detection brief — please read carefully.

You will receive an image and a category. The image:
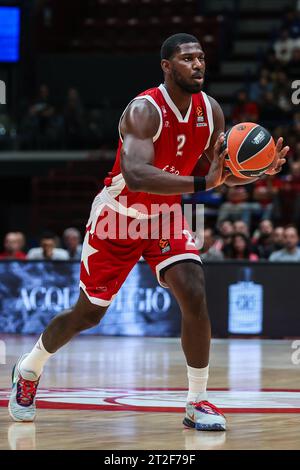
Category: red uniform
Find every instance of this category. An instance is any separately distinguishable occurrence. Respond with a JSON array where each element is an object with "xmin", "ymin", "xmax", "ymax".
[{"xmin": 80, "ymin": 84, "xmax": 214, "ymax": 306}]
